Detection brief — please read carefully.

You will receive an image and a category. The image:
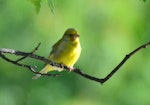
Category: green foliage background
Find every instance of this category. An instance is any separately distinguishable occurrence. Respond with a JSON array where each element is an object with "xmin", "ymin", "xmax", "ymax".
[{"xmin": 0, "ymin": 0, "xmax": 150, "ymax": 105}]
